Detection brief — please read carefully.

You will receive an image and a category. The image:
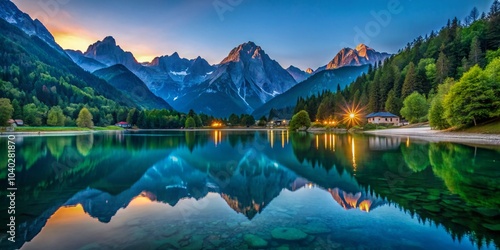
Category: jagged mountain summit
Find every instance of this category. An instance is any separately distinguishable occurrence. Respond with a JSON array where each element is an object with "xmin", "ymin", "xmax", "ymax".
[
  {"xmin": 83, "ymin": 36, "xmax": 140, "ymax": 70},
  {"xmin": 286, "ymin": 65, "xmax": 313, "ymax": 83},
  {"xmin": 323, "ymin": 44, "xmax": 391, "ymax": 70},
  {"xmin": 174, "ymin": 41, "xmax": 297, "ymax": 116},
  {"xmin": 0, "ymin": 0, "xmax": 66, "ymax": 54},
  {"xmin": 147, "ymin": 52, "xmax": 215, "ymax": 88},
  {"xmin": 67, "ymin": 36, "xmax": 216, "ymax": 108}
]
